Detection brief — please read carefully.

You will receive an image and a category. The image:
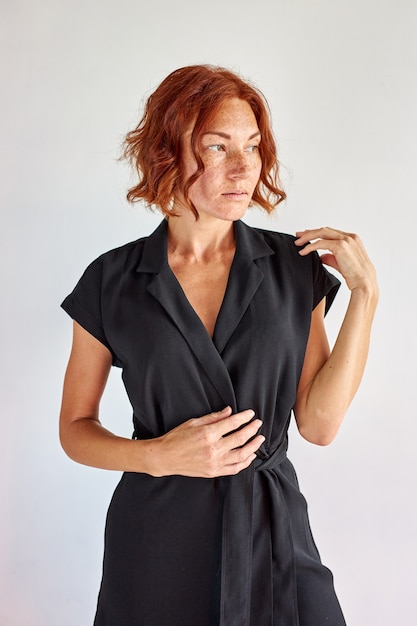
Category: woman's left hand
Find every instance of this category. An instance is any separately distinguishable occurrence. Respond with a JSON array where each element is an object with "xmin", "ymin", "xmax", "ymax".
[{"xmin": 294, "ymin": 227, "xmax": 378, "ymax": 293}]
